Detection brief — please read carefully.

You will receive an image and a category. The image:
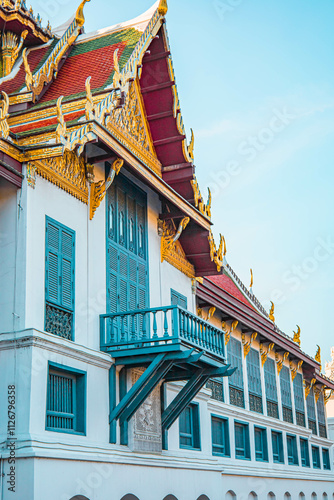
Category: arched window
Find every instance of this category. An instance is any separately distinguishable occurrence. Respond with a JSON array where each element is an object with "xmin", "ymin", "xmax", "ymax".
[
  {"xmin": 197, "ymin": 496, "xmax": 210, "ymax": 500},
  {"xmin": 267, "ymin": 492, "xmax": 276, "ymax": 500},
  {"xmin": 298, "ymin": 494, "xmax": 305, "ymax": 500},
  {"xmin": 248, "ymin": 493, "xmax": 258, "ymax": 500},
  {"xmin": 163, "ymin": 496, "xmax": 178, "ymax": 500},
  {"xmin": 225, "ymin": 492, "xmax": 237, "ymax": 500},
  {"xmin": 284, "ymin": 494, "xmax": 291, "ymax": 500},
  {"xmin": 69, "ymin": 497, "xmax": 90, "ymax": 500},
  {"xmin": 323, "ymin": 494, "xmax": 328, "ymax": 500},
  {"xmin": 311, "ymin": 494, "xmax": 317, "ymax": 500},
  {"xmin": 120, "ymin": 496, "xmax": 140, "ymax": 500}
]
